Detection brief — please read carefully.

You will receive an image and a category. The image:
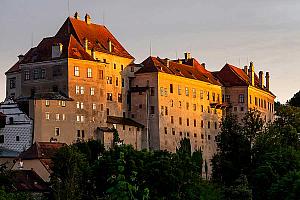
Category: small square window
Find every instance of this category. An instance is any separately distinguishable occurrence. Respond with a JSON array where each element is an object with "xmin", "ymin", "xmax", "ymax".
[
  {"xmin": 16, "ymin": 136, "xmax": 20, "ymax": 141},
  {"xmin": 45, "ymin": 100, "xmax": 50, "ymax": 107},
  {"xmin": 55, "ymin": 127, "xmax": 60, "ymax": 136}
]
